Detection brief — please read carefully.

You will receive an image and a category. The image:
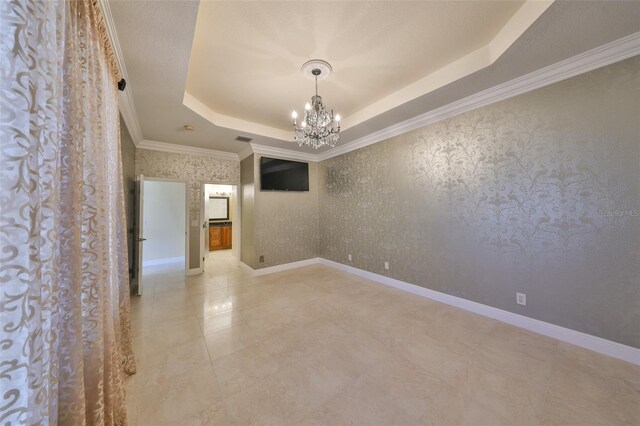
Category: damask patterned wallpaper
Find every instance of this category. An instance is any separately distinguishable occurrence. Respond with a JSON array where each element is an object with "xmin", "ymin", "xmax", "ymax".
[
  {"xmin": 135, "ymin": 149, "xmax": 240, "ymax": 269},
  {"xmin": 240, "ymin": 155, "xmax": 257, "ymax": 268},
  {"xmin": 319, "ymin": 57, "xmax": 640, "ymax": 347},
  {"xmin": 253, "ymin": 155, "xmax": 319, "ymax": 268}
]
